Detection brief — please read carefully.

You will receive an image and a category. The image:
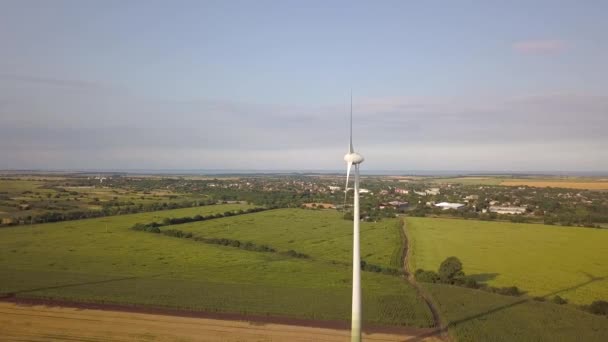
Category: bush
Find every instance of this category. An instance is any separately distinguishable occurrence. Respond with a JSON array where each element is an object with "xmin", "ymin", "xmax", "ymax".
[
  {"xmin": 461, "ymin": 277, "xmax": 480, "ymax": 289},
  {"xmin": 282, "ymin": 249, "xmax": 310, "ymax": 259},
  {"xmin": 552, "ymin": 295, "xmax": 568, "ymax": 305},
  {"xmin": 415, "ymin": 269, "xmax": 440, "ymax": 283},
  {"xmin": 482, "ymin": 286, "xmax": 522, "ymax": 296},
  {"xmin": 145, "ymin": 226, "xmax": 160, "ymax": 233},
  {"xmin": 496, "ymin": 286, "xmax": 521, "ymax": 296},
  {"xmin": 587, "ymin": 300, "xmax": 608, "ymax": 316}
]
